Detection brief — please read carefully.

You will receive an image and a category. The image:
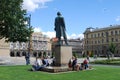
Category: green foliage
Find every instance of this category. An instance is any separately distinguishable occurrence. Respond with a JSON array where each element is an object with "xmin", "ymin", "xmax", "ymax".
[
  {"xmin": 90, "ymin": 51, "xmax": 94, "ymax": 57},
  {"xmin": 109, "ymin": 42, "xmax": 116, "ymax": 54},
  {"xmin": 43, "ymin": 52, "xmax": 47, "ymax": 57},
  {"xmin": 51, "ymin": 52, "xmax": 55, "ymax": 58},
  {"xmin": 0, "ymin": 0, "xmax": 32, "ymax": 42},
  {"xmin": 73, "ymin": 52, "xmax": 78, "ymax": 58},
  {"xmin": 91, "ymin": 59, "xmax": 120, "ymax": 65}
]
